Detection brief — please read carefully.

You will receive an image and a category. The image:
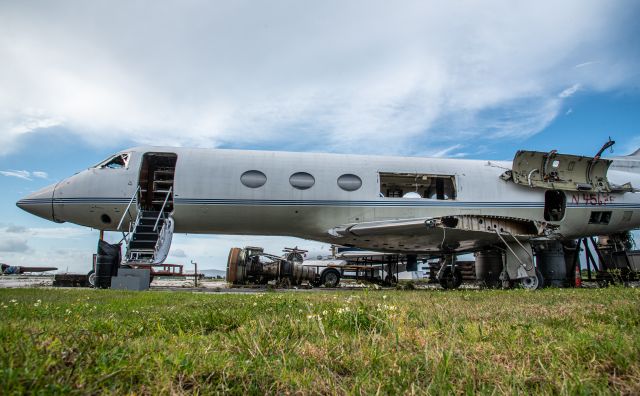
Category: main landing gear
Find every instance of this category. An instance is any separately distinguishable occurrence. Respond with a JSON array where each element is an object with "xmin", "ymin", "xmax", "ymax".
[
  {"xmin": 437, "ymin": 242, "xmax": 543, "ymax": 290},
  {"xmin": 519, "ymin": 269, "xmax": 544, "ymax": 290},
  {"xmin": 437, "ymin": 255, "xmax": 463, "ymax": 290}
]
